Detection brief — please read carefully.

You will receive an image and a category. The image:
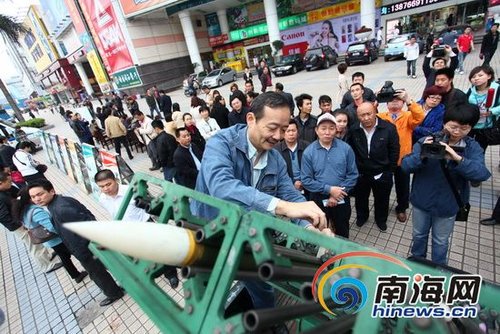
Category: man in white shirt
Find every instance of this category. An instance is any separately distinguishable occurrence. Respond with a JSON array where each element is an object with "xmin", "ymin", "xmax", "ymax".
[
  {"xmin": 133, "ymin": 111, "xmax": 159, "ymax": 171},
  {"xmin": 94, "ymin": 169, "xmax": 179, "ymax": 288},
  {"xmin": 404, "ymin": 35, "xmax": 420, "ymax": 79},
  {"xmin": 377, "ymin": 26, "xmax": 384, "ymax": 48}
]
